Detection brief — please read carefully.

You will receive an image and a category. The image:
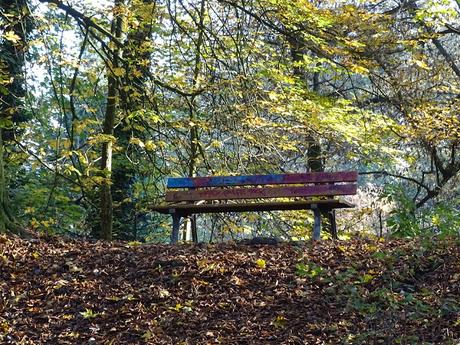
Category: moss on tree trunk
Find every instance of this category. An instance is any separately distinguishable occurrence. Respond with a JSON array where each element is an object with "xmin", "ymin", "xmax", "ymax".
[{"xmin": 0, "ymin": 130, "xmax": 20, "ymax": 234}]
